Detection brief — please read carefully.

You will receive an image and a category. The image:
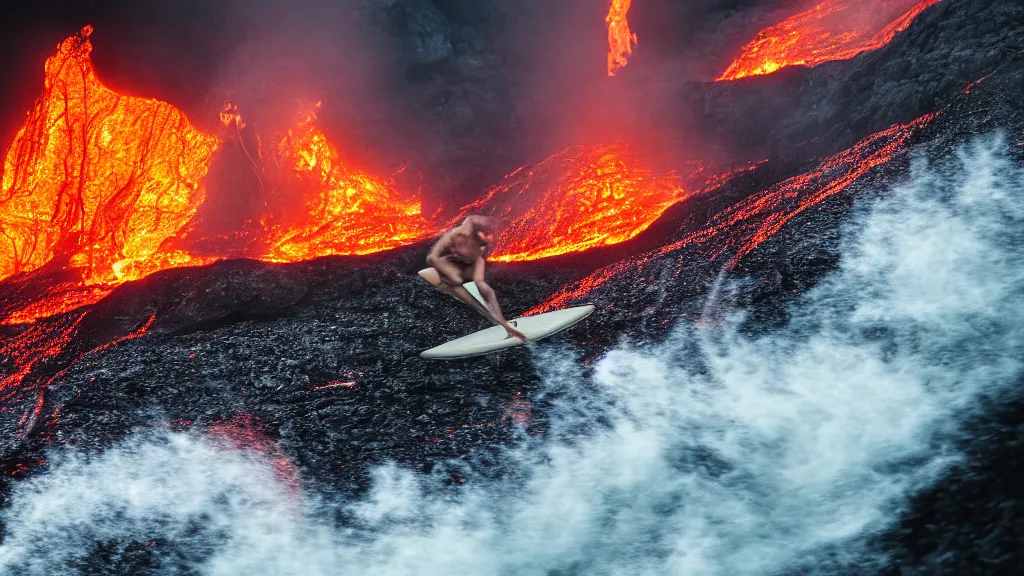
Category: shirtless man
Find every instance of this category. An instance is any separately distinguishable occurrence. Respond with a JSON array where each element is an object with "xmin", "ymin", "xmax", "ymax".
[{"xmin": 421, "ymin": 215, "xmax": 527, "ymax": 341}]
